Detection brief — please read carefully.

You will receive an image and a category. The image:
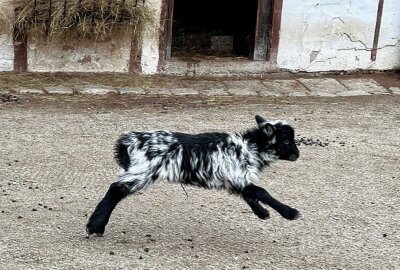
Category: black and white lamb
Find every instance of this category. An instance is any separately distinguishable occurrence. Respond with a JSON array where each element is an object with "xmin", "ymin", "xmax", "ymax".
[{"xmin": 86, "ymin": 115, "xmax": 300, "ymax": 236}]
